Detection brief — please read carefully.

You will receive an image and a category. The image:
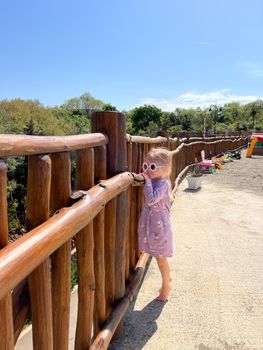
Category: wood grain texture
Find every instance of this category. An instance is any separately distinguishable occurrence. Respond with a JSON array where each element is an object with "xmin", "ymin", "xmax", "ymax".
[
  {"xmin": 0, "ymin": 133, "xmax": 108, "ymax": 157},
  {"xmin": 50, "ymin": 152, "xmax": 72, "ymax": 350},
  {"xmin": 93, "ymin": 146, "xmax": 107, "ymax": 336},
  {"xmin": 75, "ymin": 148, "xmax": 95, "ymax": 350},
  {"xmin": 27, "ymin": 155, "xmax": 53, "ymax": 350}
]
